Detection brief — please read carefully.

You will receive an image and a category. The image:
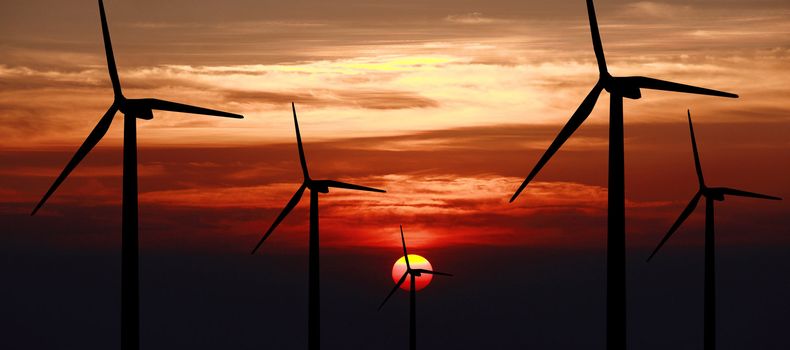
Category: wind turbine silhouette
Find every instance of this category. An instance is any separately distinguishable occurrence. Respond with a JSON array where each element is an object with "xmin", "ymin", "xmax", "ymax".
[
  {"xmin": 646, "ymin": 111, "xmax": 781, "ymax": 350},
  {"xmin": 29, "ymin": 1, "xmax": 243, "ymax": 349},
  {"xmin": 250, "ymin": 103, "xmax": 385, "ymax": 350},
  {"xmin": 378, "ymin": 226, "xmax": 452, "ymax": 350},
  {"xmin": 508, "ymin": 1, "xmax": 737, "ymax": 348}
]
